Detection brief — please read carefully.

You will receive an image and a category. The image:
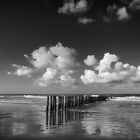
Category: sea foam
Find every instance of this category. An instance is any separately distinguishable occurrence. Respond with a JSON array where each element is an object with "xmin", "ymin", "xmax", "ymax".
[{"xmin": 109, "ymin": 96, "xmax": 140, "ymax": 101}]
